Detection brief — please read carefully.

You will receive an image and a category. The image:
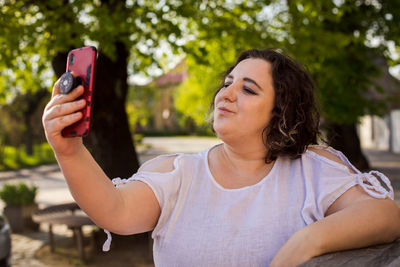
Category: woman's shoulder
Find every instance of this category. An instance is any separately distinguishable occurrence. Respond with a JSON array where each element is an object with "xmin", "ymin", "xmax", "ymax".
[
  {"xmin": 138, "ymin": 151, "xmax": 204, "ymax": 173},
  {"xmin": 302, "ymin": 145, "xmax": 357, "ymax": 174}
]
